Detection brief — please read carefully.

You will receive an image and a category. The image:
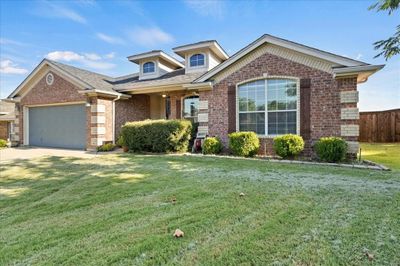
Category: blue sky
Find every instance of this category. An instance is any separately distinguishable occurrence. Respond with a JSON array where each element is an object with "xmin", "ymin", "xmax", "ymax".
[{"xmin": 0, "ymin": 0, "xmax": 399, "ymax": 111}]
